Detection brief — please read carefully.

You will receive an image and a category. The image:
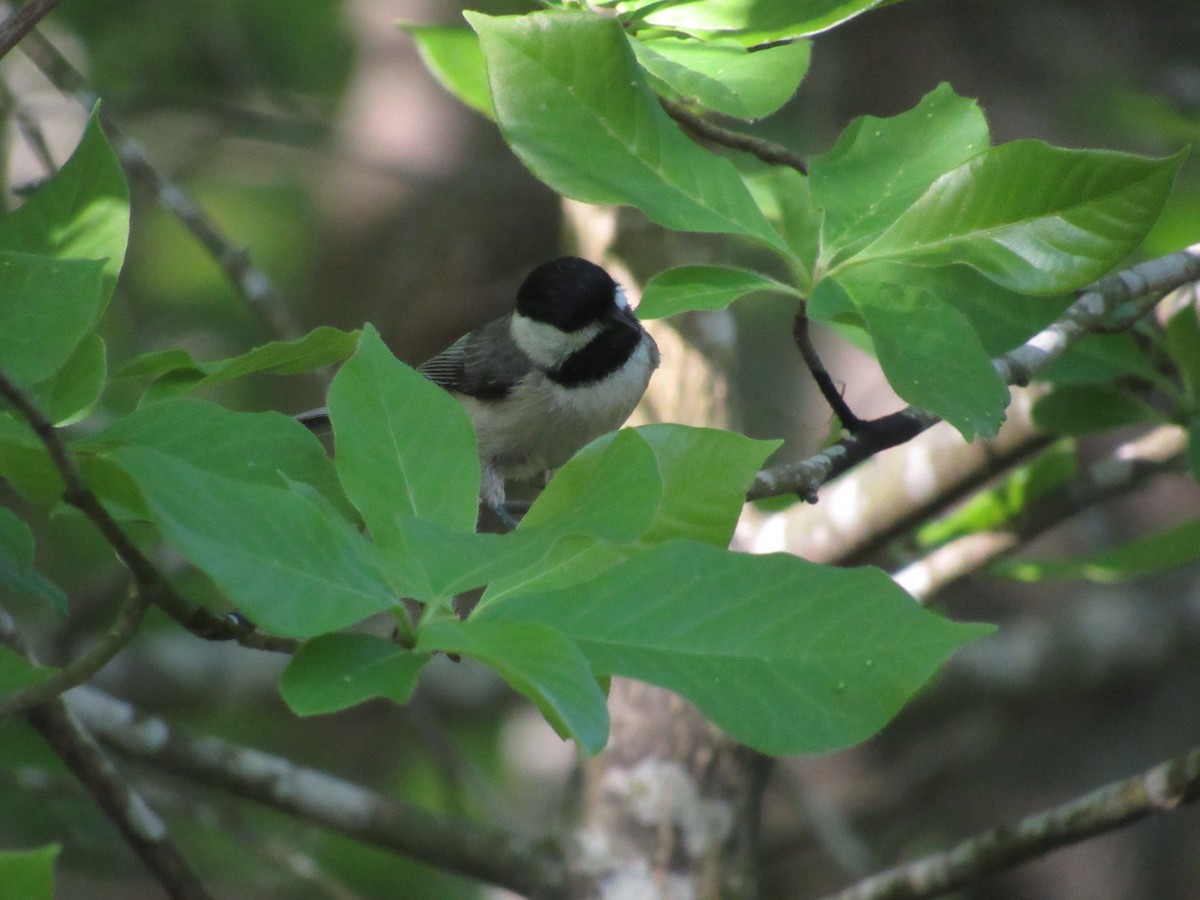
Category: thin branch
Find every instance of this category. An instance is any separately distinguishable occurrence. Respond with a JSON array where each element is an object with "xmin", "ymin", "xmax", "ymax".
[
  {"xmin": 819, "ymin": 743, "xmax": 1200, "ymax": 900},
  {"xmin": 0, "ymin": 0, "xmax": 60, "ymax": 61},
  {"xmin": 0, "ymin": 366, "xmax": 299, "ymax": 654},
  {"xmin": 68, "ymin": 686, "xmax": 567, "ymax": 898},
  {"xmin": 893, "ymin": 424, "xmax": 1188, "ymax": 601},
  {"xmin": 0, "ymin": 589, "xmax": 149, "ymax": 716},
  {"xmin": 794, "ymin": 307, "xmax": 864, "ymax": 433},
  {"xmin": 749, "ymin": 244, "xmax": 1200, "ymax": 502},
  {"xmin": 662, "ymin": 97, "xmax": 808, "ymax": 174},
  {"xmin": 17, "ymin": 27, "xmax": 303, "ymax": 340},
  {"xmin": 0, "ymin": 74, "xmax": 56, "ymax": 174}
]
